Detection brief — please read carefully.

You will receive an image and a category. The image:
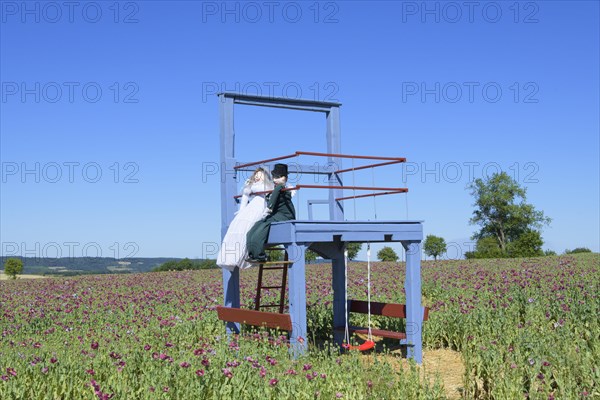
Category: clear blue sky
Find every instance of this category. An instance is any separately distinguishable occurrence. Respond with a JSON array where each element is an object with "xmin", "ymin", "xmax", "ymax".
[{"xmin": 1, "ymin": 1, "xmax": 598, "ymax": 260}]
